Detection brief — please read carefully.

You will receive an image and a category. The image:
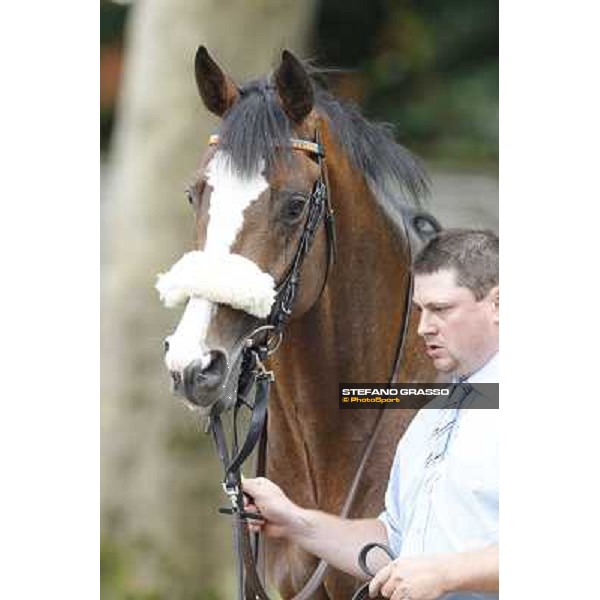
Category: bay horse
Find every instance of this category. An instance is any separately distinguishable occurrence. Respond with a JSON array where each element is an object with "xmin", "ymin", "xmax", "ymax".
[{"xmin": 157, "ymin": 47, "xmax": 437, "ymax": 599}]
